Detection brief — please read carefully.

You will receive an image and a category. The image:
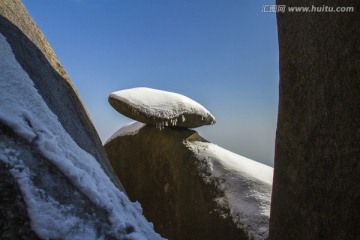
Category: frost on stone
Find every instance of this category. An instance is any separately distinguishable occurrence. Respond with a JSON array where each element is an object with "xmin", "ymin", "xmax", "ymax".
[
  {"xmin": 106, "ymin": 121, "xmax": 145, "ymax": 144},
  {"xmin": 185, "ymin": 140, "xmax": 273, "ymax": 240},
  {"xmin": 0, "ymin": 33, "xmax": 163, "ymax": 240}
]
